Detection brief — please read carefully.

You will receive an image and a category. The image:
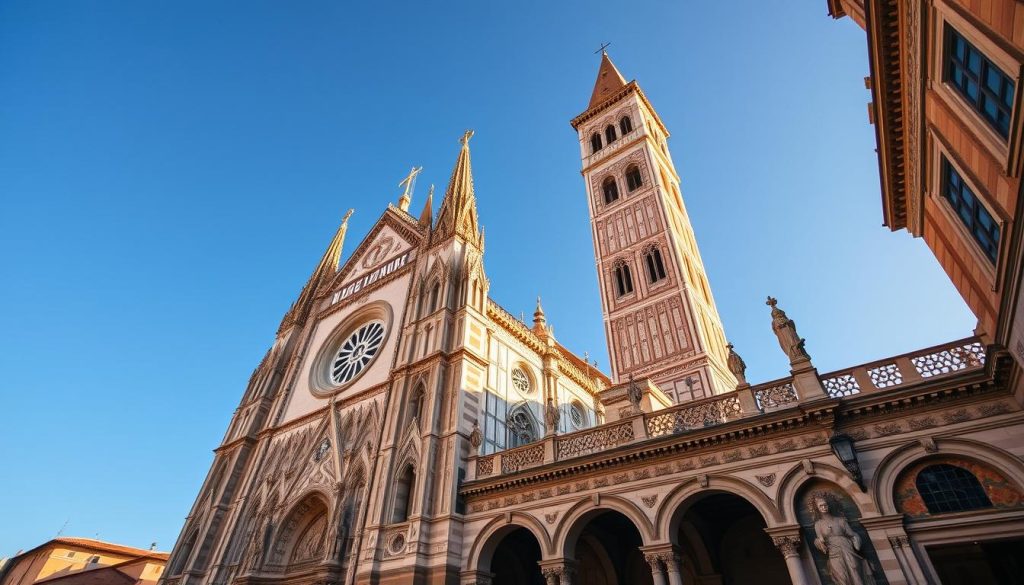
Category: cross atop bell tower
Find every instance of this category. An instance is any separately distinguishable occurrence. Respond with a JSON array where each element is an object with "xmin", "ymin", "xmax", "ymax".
[{"xmin": 571, "ymin": 53, "xmax": 737, "ymax": 402}]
